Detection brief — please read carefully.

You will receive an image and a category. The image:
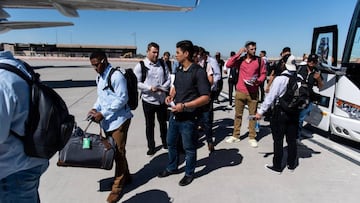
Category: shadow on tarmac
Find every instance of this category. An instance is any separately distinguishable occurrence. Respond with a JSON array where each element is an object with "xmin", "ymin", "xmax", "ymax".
[
  {"xmin": 98, "ymin": 153, "xmax": 170, "ymax": 193},
  {"xmin": 43, "ymin": 80, "xmax": 96, "ymax": 88},
  {"xmin": 33, "ymin": 65, "xmax": 90, "ymax": 69},
  {"xmin": 122, "ymin": 189, "xmax": 172, "ymax": 203},
  {"xmin": 195, "ymin": 148, "xmax": 243, "ymax": 178},
  {"xmin": 259, "ymin": 141, "xmax": 321, "ymax": 169}
]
